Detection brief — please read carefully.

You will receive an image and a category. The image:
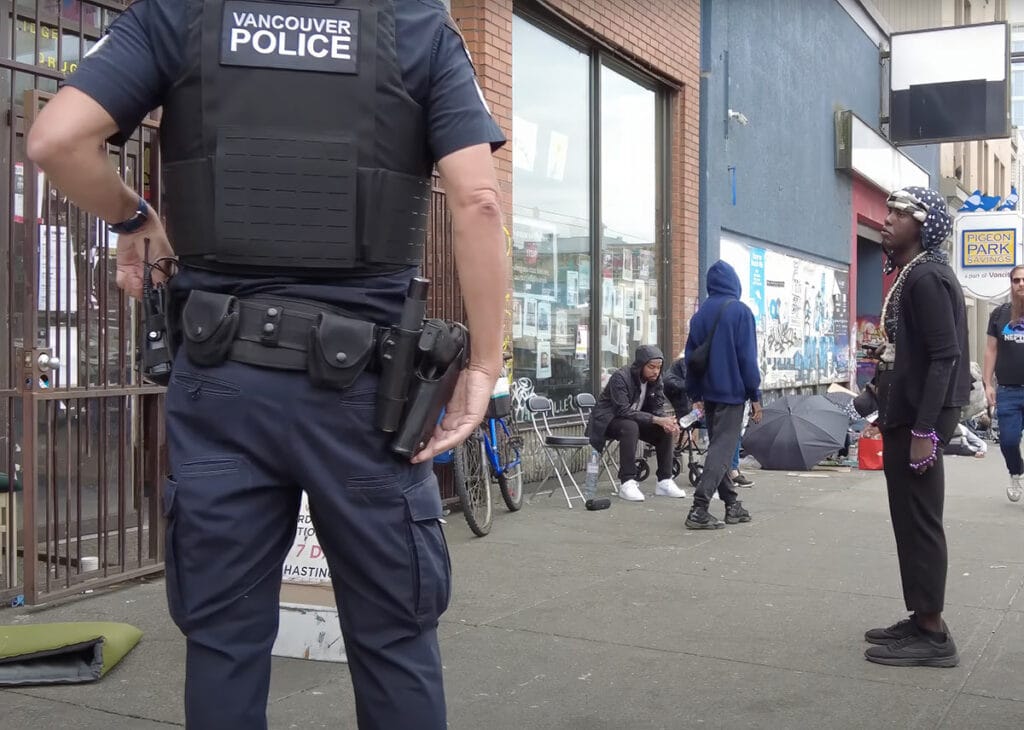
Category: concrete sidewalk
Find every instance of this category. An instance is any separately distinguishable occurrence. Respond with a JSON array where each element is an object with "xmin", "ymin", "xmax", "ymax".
[{"xmin": 1, "ymin": 452, "xmax": 1022, "ymax": 729}]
